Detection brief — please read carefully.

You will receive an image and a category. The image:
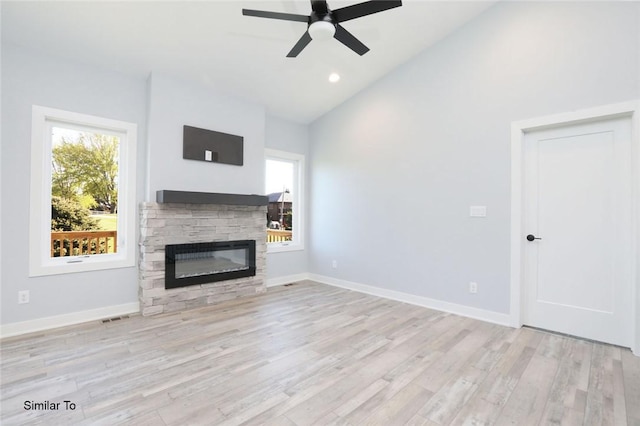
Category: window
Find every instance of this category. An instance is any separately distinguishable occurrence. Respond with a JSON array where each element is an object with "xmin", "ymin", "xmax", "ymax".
[
  {"xmin": 29, "ymin": 106, "xmax": 137, "ymax": 276},
  {"xmin": 265, "ymin": 149, "xmax": 304, "ymax": 252}
]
